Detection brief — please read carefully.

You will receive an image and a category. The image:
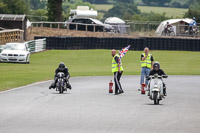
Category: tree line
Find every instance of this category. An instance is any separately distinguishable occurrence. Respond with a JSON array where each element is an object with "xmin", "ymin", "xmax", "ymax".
[
  {"xmin": 84, "ymin": 0, "xmax": 195, "ymax": 8},
  {"xmin": 0, "ymin": 0, "xmax": 199, "ymax": 22}
]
